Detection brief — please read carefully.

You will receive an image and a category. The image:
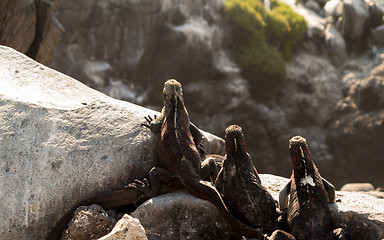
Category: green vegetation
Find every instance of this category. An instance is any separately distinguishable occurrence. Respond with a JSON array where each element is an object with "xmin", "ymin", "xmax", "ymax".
[{"xmin": 225, "ymin": 0, "xmax": 306, "ymax": 99}]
